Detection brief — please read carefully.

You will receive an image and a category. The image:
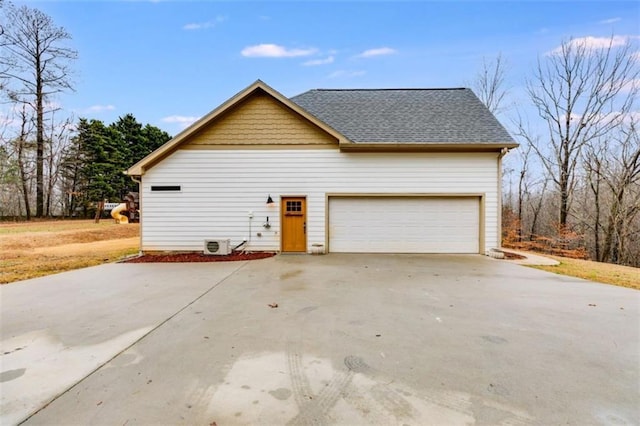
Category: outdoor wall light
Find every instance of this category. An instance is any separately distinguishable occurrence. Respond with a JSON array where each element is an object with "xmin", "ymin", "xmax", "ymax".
[{"xmin": 266, "ymin": 195, "xmax": 274, "ymax": 204}]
